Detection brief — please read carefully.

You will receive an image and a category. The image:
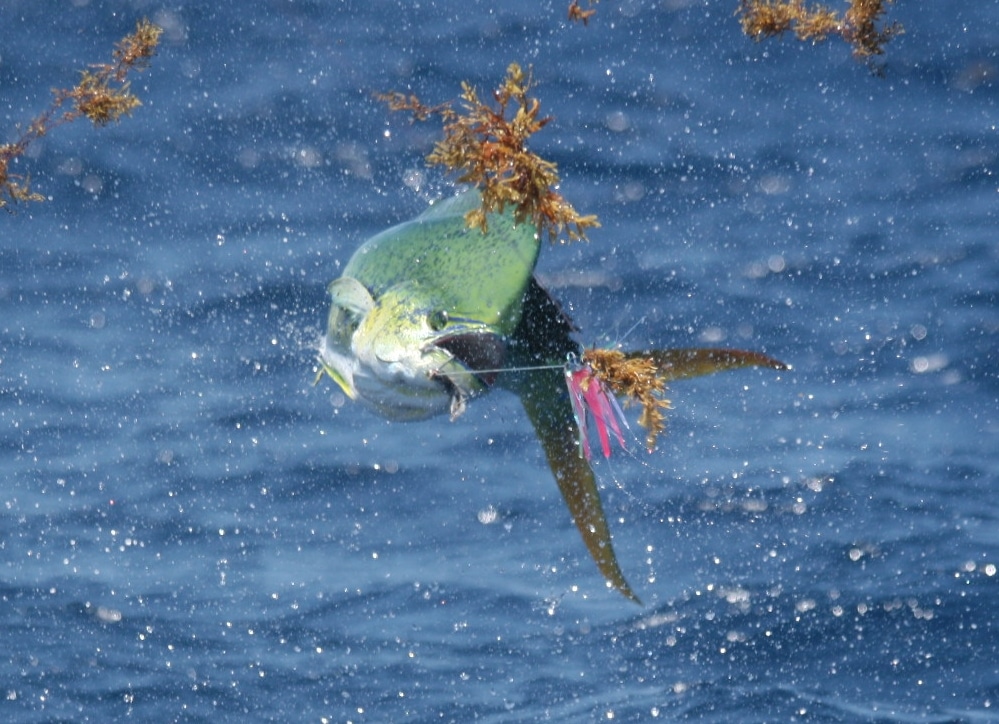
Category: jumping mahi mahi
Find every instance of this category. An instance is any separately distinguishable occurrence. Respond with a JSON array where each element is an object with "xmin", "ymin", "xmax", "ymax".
[{"xmin": 318, "ymin": 190, "xmax": 786, "ymax": 602}]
